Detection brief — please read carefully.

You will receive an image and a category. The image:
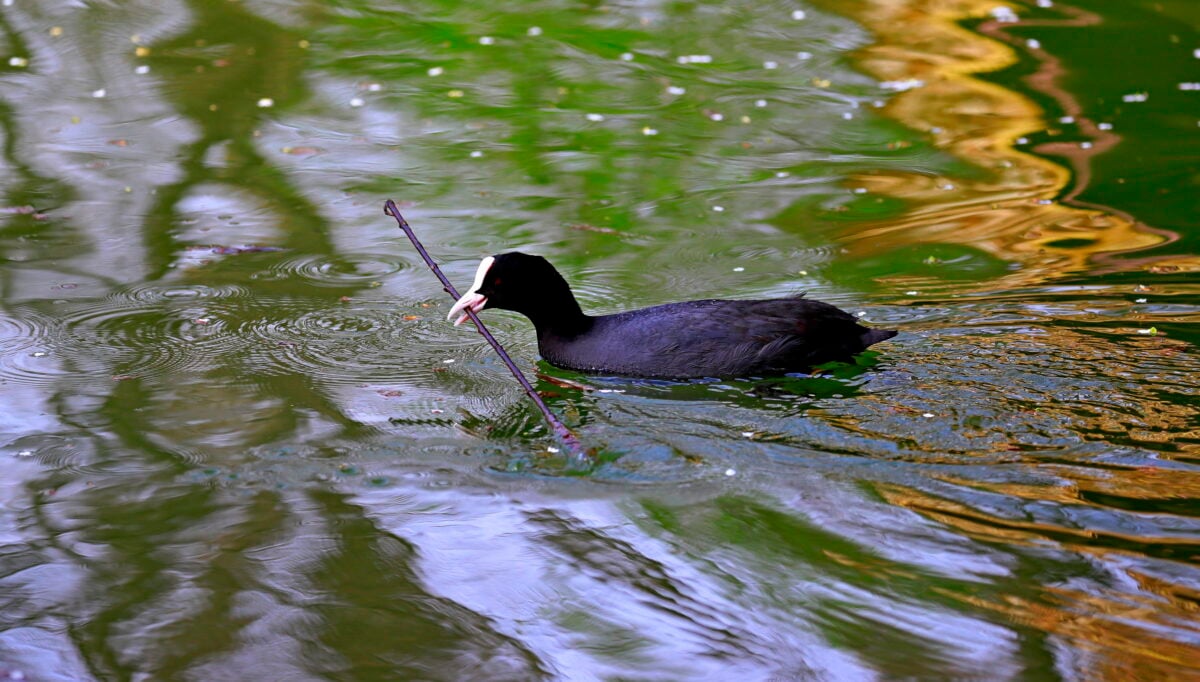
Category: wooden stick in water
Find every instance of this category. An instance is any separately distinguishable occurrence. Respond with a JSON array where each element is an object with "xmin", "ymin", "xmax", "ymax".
[{"xmin": 384, "ymin": 200, "xmax": 584, "ymax": 455}]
